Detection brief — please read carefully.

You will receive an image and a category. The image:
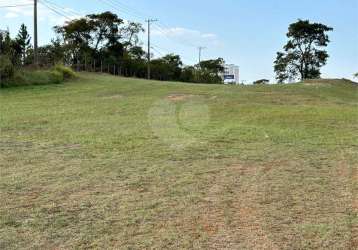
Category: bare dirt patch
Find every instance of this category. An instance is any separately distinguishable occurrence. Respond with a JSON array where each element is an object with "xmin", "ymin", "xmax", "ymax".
[
  {"xmin": 166, "ymin": 94, "xmax": 194, "ymax": 101},
  {"xmin": 101, "ymin": 94, "xmax": 123, "ymax": 100}
]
